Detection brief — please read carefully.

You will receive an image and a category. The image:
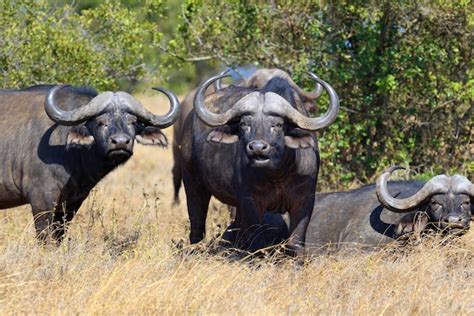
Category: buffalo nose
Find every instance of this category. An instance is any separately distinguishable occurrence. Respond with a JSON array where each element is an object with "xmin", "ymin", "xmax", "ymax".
[
  {"xmin": 110, "ymin": 134, "xmax": 131, "ymax": 146},
  {"xmin": 247, "ymin": 140, "xmax": 270, "ymax": 155}
]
